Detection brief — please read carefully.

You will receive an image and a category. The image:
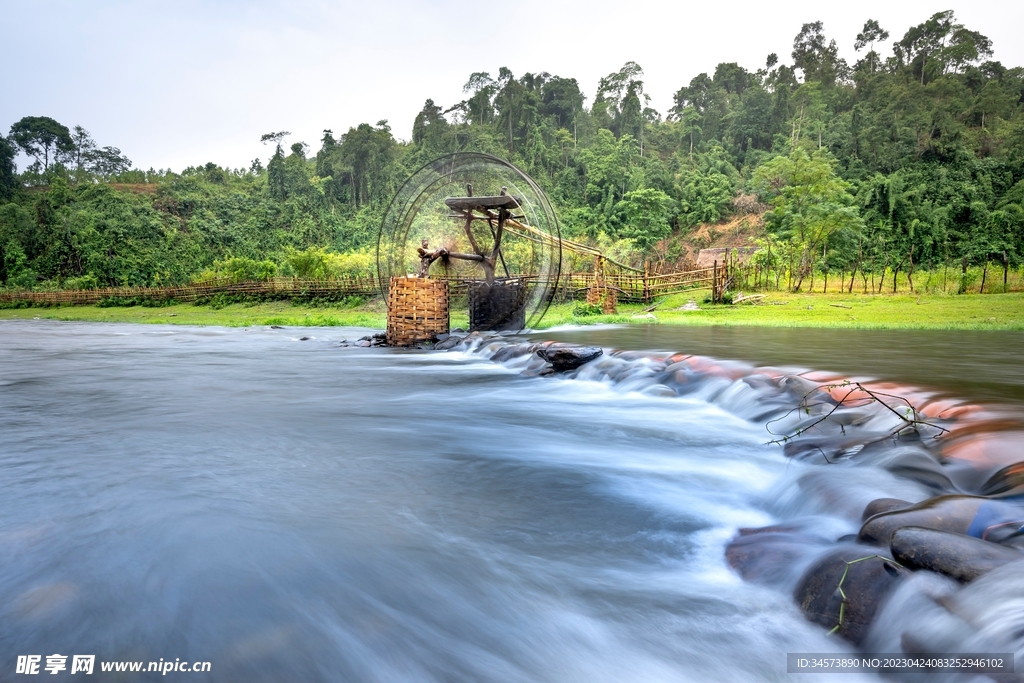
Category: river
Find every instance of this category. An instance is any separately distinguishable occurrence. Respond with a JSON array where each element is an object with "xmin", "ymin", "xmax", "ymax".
[{"xmin": 1, "ymin": 320, "xmax": 1021, "ymax": 682}]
